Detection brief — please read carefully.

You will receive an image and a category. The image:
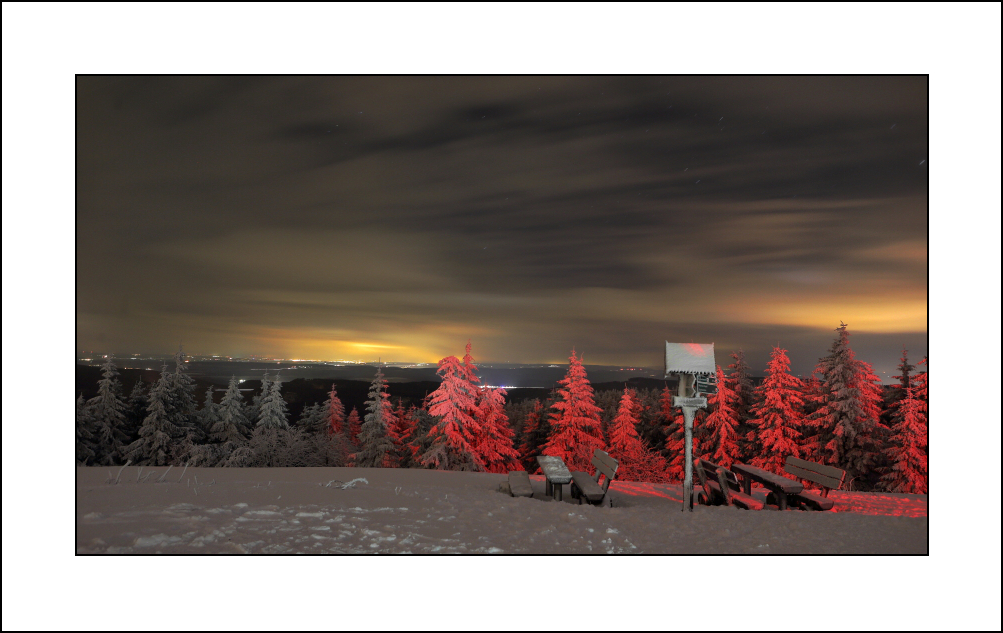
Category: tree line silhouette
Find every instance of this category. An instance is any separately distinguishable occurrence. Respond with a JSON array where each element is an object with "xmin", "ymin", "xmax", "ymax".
[{"xmin": 76, "ymin": 323, "xmax": 927, "ymax": 494}]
